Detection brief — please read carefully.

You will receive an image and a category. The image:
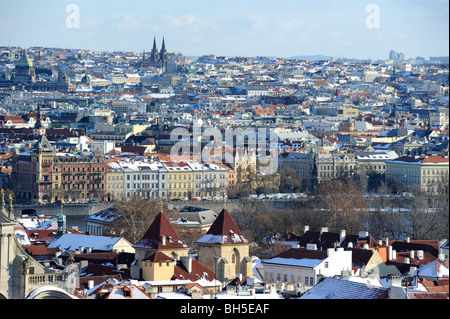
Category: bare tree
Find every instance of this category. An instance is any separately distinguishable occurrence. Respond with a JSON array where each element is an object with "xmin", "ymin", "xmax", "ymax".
[
  {"xmin": 106, "ymin": 195, "xmax": 174, "ymax": 244},
  {"xmin": 311, "ymin": 178, "xmax": 368, "ymax": 233}
]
